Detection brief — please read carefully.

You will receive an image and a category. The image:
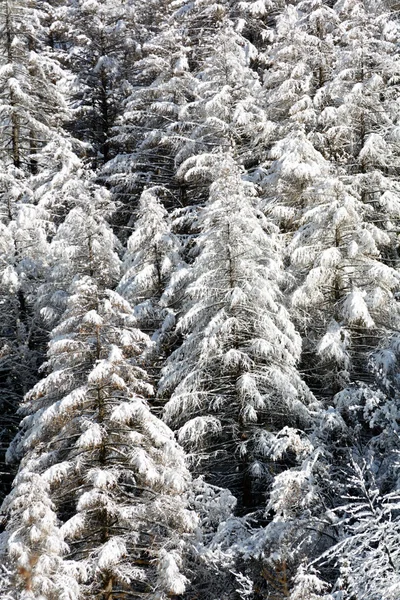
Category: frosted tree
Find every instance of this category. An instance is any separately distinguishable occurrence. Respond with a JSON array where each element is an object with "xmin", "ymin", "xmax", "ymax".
[
  {"xmin": 36, "ymin": 179, "xmax": 120, "ymax": 329},
  {"xmin": 32, "ymin": 137, "xmax": 95, "ymax": 224},
  {"xmin": 0, "ymin": 0, "xmax": 86, "ymax": 502},
  {"xmin": 1, "ymin": 167, "xmax": 119, "ymax": 507},
  {"xmin": 0, "ymin": 458, "xmax": 79, "ymax": 599},
  {"xmin": 261, "ymin": 129, "xmax": 329, "ymax": 232},
  {"xmin": 161, "ymin": 156, "xmax": 316, "ymax": 510},
  {"xmin": 4, "ymin": 276, "xmax": 196, "ymax": 598},
  {"xmin": 52, "ymin": 0, "xmax": 133, "ymax": 164},
  {"xmin": 174, "ymin": 11, "xmax": 272, "ymax": 194},
  {"xmin": 301, "ymin": 337, "xmax": 400, "ymax": 595},
  {"xmin": 0, "ymin": 219, "xmax": 29, "ymax": 499},
  {"xmin": 102, "ymin": 0, "xmax": 196, "ymax": 231},
  {"xmin": 262, "ymin": 1, "xmax": 337, "ymax": 132},
  {"xmin": 117, "ymin": 186, "xmax": 184, "ymax": 371},
  {"xmin": 323, "ymin": 364, "xmax": 400, "ymax": 513},
  {"xmin": 259, "ymin": 0, "xmax": 338, "ymax": 228},
  {"xmin": 252, "ymin": 441, "xmax": 332, "ymax": 597},
  {"xmin": 156, "ymin": 6, "xmax": 276, "ymax": 307},
  {"xmin": 181, "ymin": 437, "xmax": 331, "ymax": 598},
  {"xmin": 0, "ymin": 191, "xmax": 52, "ymax": 501},
  {"xmin": 0, "ymin": 0, "xmax": 101, "ymax": 221},
  {"xmin": 288, "ymin": 173, "xmax": 400, "ymax": 395},
  {"xmin": 0, "ymin": 0, "xmax": 69, "ymax": 172},
  {"xmin": 314, "ymin": 0, "xmax": 400, "ymax": 268},
  {"xmin": 320, "ymin": 456, "xmax": 400, "ymax": 600}
]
